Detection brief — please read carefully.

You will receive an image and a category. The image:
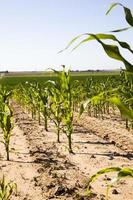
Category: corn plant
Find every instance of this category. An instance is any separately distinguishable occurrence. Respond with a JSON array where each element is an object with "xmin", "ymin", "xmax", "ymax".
[
  {"xmin": 62, "ymin": 2, "xmax": 133, "ymax": 123},
  {"xmin": 117, "ymin": 72, "xmax": 133, "ymax": 128},
  {"xmin": 61, "ymin": 2, "xmax": 133, "ymax": 71},
  {"xmin": 14, "ymin": 83, "xmax": 37, "ymax": 118},
  {"xmin": 0, "ymin": 86, "xmax": 12, "ymax": 105},
  {"xmin": 60, "ymin": 67, "xmax": 73, "ymax": 153},
  {"xmin": 38, "ymin": 84, "xmax": 49, "ymax": 131},
  {"xmin": 48, "ymin": 81, "xmax": 63, "ymax": 142},
  {"xmin": 86, "ymin": 167, "xmax": 133, "ymax": 200},
  {"xmin": 0, "ymin": 86, "xmax": 13, "ymax": 161},
  {"xmin": 71, "ymin": 80, "xmax": 86, "ymax": 112},
  {"xmin": 0, "ymin": 103, "xmax": 13, "ymax": 161},
  {"xmin": 15, "ymin": 82, "xmax": 50, "ymax": 131},
  {"xmin": 27, "ymin": 82, "xmax": 50, "ymax": 131},
  {"xmin": 0, "ymin": 175, "xmax": 17, "ymax": 200},
  {"xmin": 52, "ymin": 67, "xmax": 74, "ymax": 153}
]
